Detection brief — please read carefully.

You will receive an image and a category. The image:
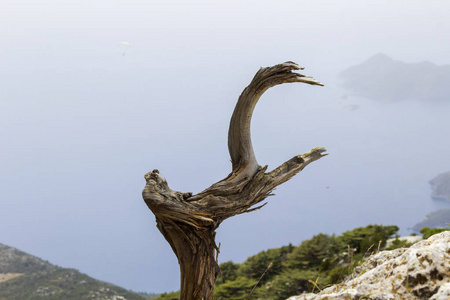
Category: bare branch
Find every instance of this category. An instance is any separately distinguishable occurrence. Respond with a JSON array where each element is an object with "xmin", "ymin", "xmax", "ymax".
[
  {"xmin": 187, "ymin": 62, "xmax": 324, "ymax": 201},
  {"xmin": 227, "ymin": 62, "xmax": 323, "ymax": 182},
  {"xmin": 265, "ymin": 146, "xmax": 328, "ymax": 190}
]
